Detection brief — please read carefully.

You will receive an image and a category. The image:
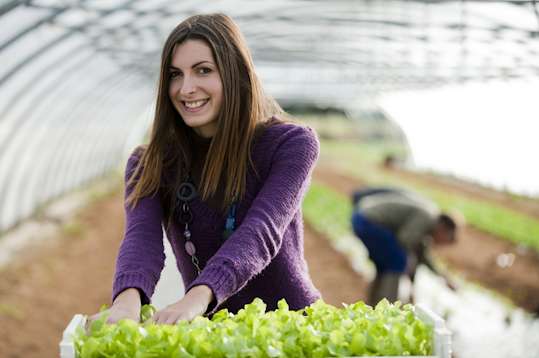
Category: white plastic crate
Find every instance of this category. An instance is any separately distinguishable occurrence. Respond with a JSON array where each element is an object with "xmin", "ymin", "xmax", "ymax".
[
  {"xmin": 59, "ymin": 304, "xmax": 451, "ymax": 358},
  {"xmin": 60, "ymin": 314, "xmax": 86, "ymax": 358}
]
